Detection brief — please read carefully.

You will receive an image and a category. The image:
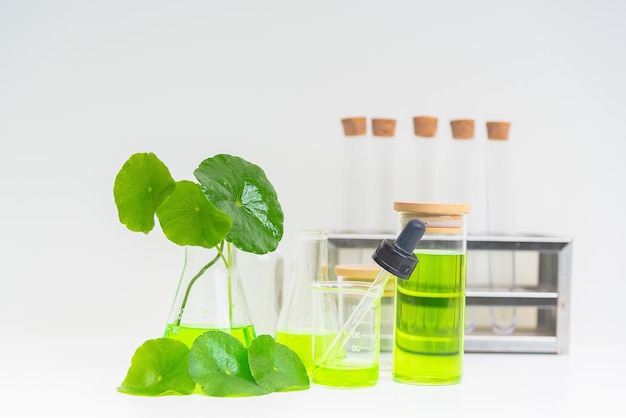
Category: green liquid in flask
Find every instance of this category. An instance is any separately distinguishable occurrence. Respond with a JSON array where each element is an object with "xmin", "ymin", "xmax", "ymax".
[
  {"xmin": 164, "ymin": 323, "xmax": 256, "ymax": 347},
  {"xmin": 393, "ymin": 251, "xmax": 466, "ymax": 385},
  {"xmin": 275, "ymin": 331, "xmax": 337, "ymax": 375}
]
